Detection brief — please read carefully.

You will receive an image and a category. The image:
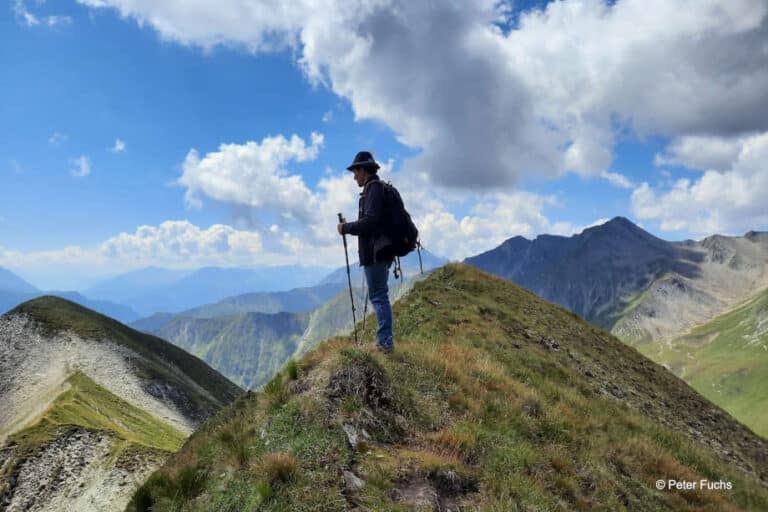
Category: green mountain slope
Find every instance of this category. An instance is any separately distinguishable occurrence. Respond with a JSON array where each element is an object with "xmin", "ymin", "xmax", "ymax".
[
  {"xmin": 638, "ymin": 287, "xmax": 768, "ymax": 438},
  {"xmin": 153, "ymin": 312, "xmax": 310, "ymax": 390},
  {"xmin": 129, "ymin": 264, "xmax": 768, "ymax": 511}
]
